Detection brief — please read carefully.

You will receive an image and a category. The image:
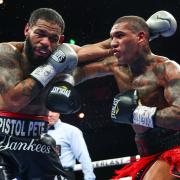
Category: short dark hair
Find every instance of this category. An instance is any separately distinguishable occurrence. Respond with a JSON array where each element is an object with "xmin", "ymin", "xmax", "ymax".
[
  {"xmin": 28, "ymin": 8, "xmax": 65, "ymax": 33},
  {"xmin": 113, "ymin": 16, "xmax": 149, "ymax": 35}
]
